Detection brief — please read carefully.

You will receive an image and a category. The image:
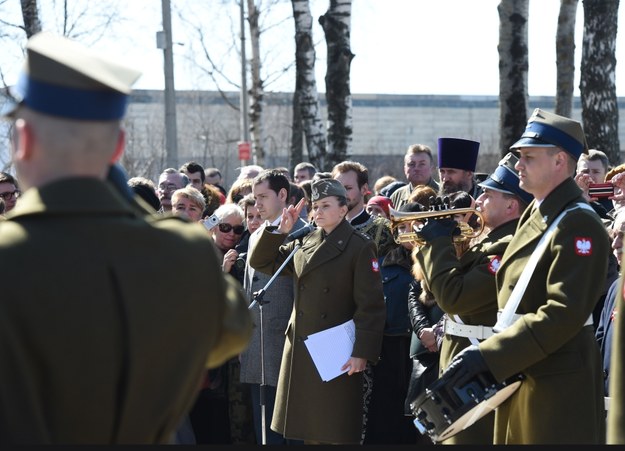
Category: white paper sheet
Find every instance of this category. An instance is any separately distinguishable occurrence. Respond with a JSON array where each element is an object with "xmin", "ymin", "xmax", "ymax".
[{"xmin": 304, "ymin": 319, "xmax": 356, "ymax": 382}]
